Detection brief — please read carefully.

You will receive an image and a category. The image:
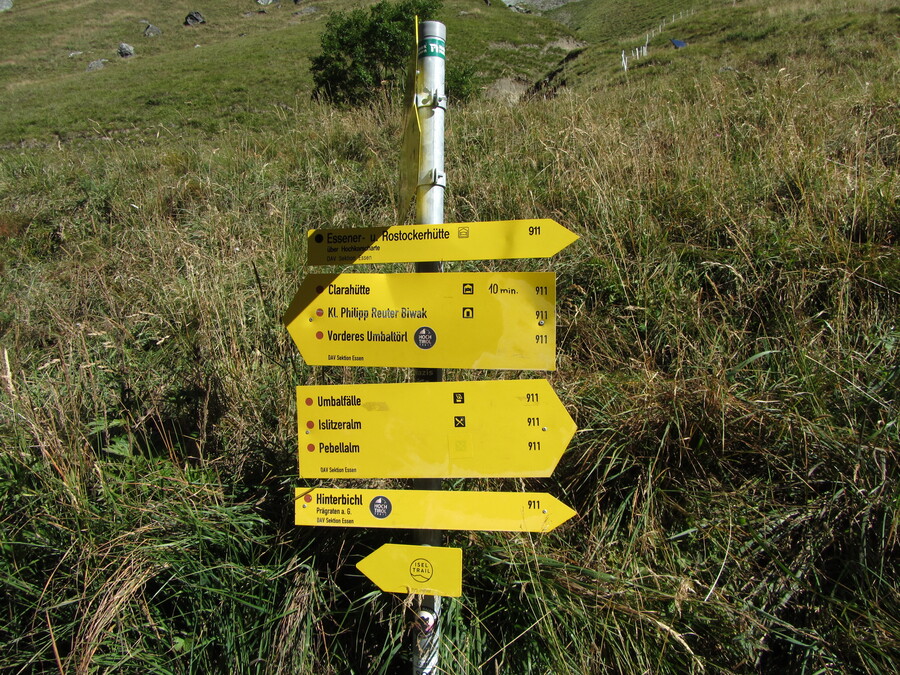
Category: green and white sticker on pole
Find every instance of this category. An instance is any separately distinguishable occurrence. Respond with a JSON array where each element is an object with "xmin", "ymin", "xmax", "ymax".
[{"xmin": 418, "ymin": 37, "xmax": 445, "ymax": 59}]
